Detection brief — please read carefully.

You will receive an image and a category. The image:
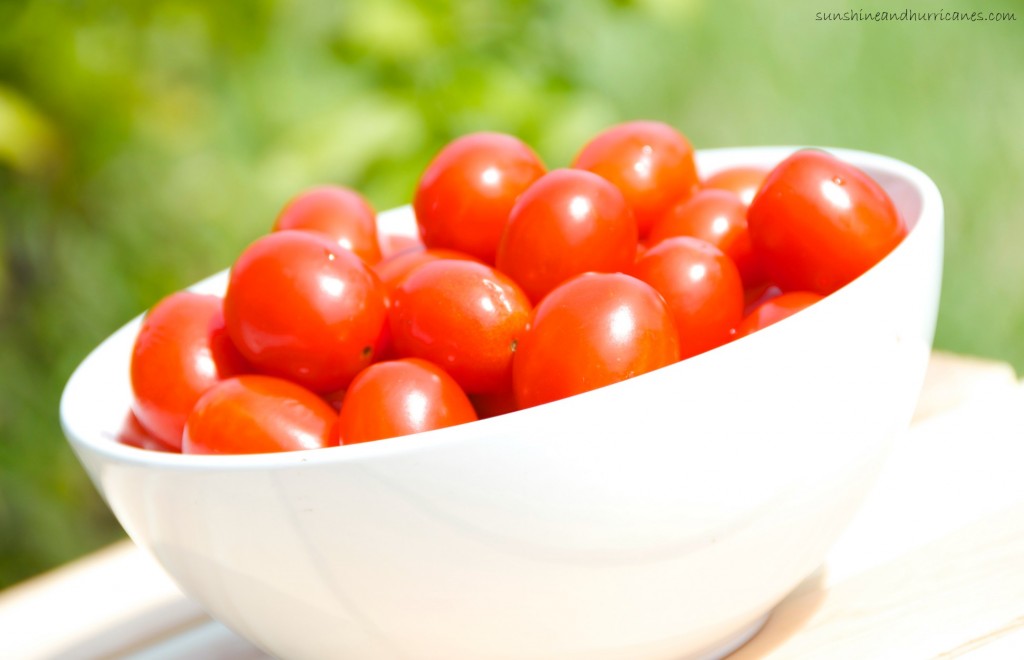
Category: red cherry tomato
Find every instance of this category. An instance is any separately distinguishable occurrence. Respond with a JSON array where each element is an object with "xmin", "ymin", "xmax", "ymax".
[
  {"xmin": 130, "ymin": 291, "xmax": 248, "ymax": 450},
  {"xmin": 496, "ymin": 169, "xmax": 638, "ymax": 303},
  {"xmin": 647, "ymin": 189, "xmax": 766, "ymax": 288},
  {"xmin": 273, "ymin": 186, "xmax": 382, "ymax": 265},
  {"xmin": 630, "ymin": 237, "xmax": 744, "ymax": 360},
  {"xmin": 572, "ymin": 121, "xmax": 699, "ymax": 237},
  {"xmin": 735, "ymin": 291, "xmax": 823, "ymax": 338},
  {"xmin": 337, "ymin": 358, "xmax": 477, "ymax": 444},
  {"xmin": 414, "ymin": 132, "xmax": 546, "ymax": 264},
  {"xmin": 372, "ymin": 246, "xmax": 480, "ymax": 297},
  {"xmin": 702, "ymin": 165, "xmax": 769, "ymax": 206},
  {"xmin": 513, "ymin": 273, "xmax": 680, "ymax": 408},
  {"xmin": 224, "ymin": 231, "xmax": 387, "ymax": 393},
  {"xmin": 370, "ymin": 248, "xmax": 480, "ymax": 363},
  {"xmin": 747, "ymin": 150, "xmax": 907, "ymax": 295},
  {"xmin": 390, "ymin": 260, "xmax": 532, "ymax": 394},
  {"xmin": 183, "ymin": 375, "xmax": 338, "ymax": 454},
  {"xmin": 117, "ymin": 411, "xmax": 178, "ymax": 452}
]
